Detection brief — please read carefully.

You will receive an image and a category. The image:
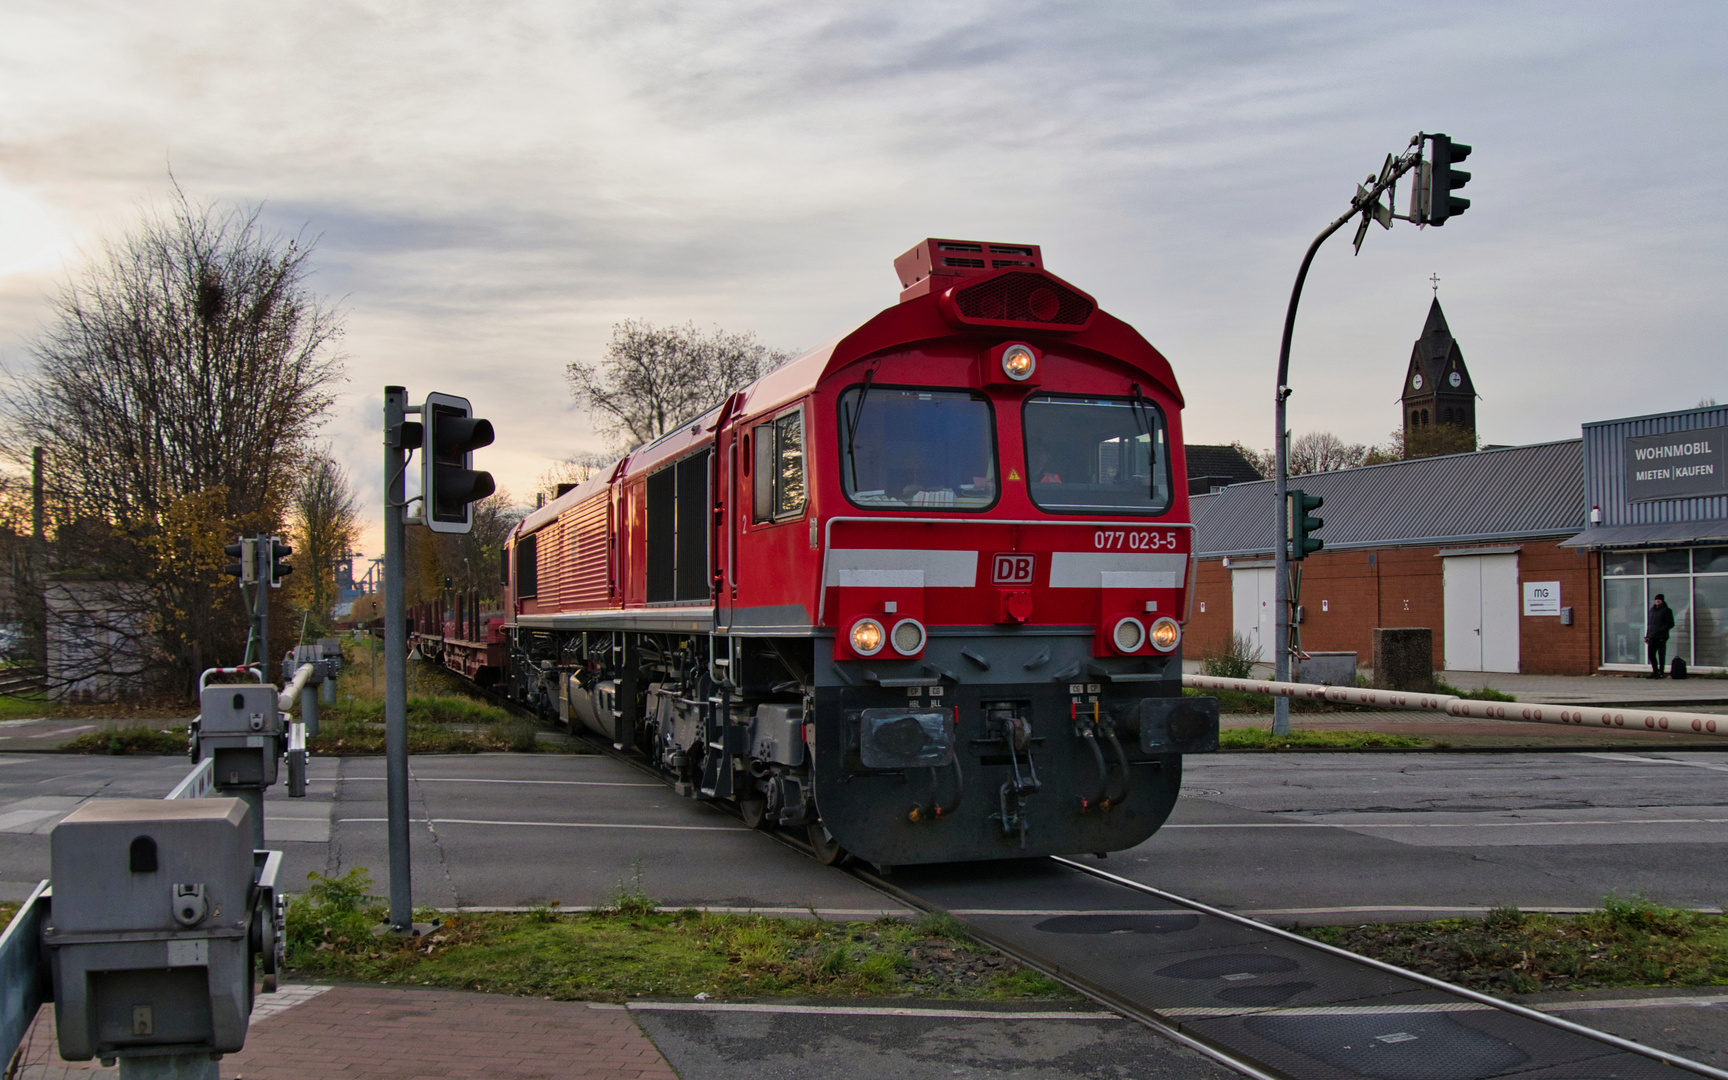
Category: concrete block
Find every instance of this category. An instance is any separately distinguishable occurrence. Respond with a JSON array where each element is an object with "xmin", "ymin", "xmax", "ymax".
[{"xmin": 1372, "ymin": 628, "xmax": 1433, "ymax": 692}]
